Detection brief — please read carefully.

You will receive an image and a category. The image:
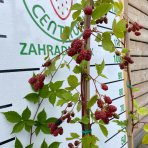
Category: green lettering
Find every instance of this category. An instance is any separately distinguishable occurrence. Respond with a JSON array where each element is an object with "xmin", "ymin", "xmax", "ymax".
[
  {"xmin": 38, "ymin": 44, "xmax": 46, "ymax": 55},
  {"xmin": 20, "ymin": 43, "xmax": 28, "ymax": 55},
  {"xmin": 32, "ymin": 5, "xmax": 45, "ymax": 19},
  {"xmin": 47, "ymin": 21, "xmax": 57, "ymax": 35},
  {"xmin": 72, "ymin": 25, "xmax": 79, "ymax": 35},
  {"xmin": 29, "ymin": 43, "xmax": 37, "ymax": 55},
  {"xmin": 40, "ymin": 14, "xmax": 50, "ymax": 27},
  {"xmin": 58, "ymin": 25, "xmax": 64, "ymax": 35},
  {"xmin": 61, "ymin": 46, "xmax": 68, "ymax": 55},
  {"xmin": 54, "ymin": 45, "xmax": 60, "ymax": 55},
  {"xmin": 47, "ymin": 45, "xmax": 54, "ymax": 55}
]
